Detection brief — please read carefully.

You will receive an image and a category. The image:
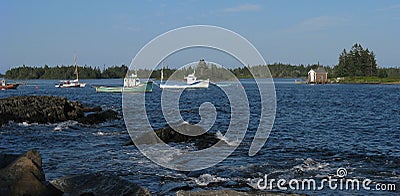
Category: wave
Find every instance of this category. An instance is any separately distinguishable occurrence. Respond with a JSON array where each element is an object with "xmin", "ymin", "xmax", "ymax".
[
  {"xmin": 293, "ymin": 158, "xmax": 330, "ymax": 172},
  {"xmin": 54, "ymin": 121, "xmax": 78, "ymax": 131},
  {"xmin": 215, "ymin": 131, "xmax": 241, "ymax": 146},
  {"xmin": 92, "ymin": 131, "xmax": 121, "ymax": 136},
  {"xmin": 18, "ymin": 121, "xmax": 39, "ymax": 126},
  {"xmin": 193, "ymin": 174, "xmax": 229, "ymax": 186}
]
